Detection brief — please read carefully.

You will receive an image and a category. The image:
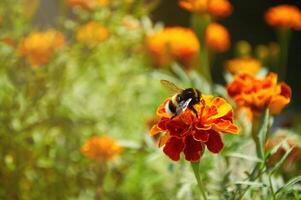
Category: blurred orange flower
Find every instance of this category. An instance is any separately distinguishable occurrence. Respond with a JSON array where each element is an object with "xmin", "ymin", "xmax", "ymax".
[
  {"xmin": 227, "ymin": 73, "xmax": 292, "ymax": 115},
  {"xmin": 265, "ymin": 131, "xmax": 301, "ymax": 176},
  {"xmin": 76, "ymin": 21, "xmax": 109, "ymax": 47},
  {"xmin": 81, "ymin": 136, "xmax": 123, "ymax": 161},
  {"xmin": 150, "ymin": 95, "xmax": 239, "ymax": 161},
  {"xmin": 146, "ymin": 27, "xmax": 200, "ymax": 67},
  {"xmin": 2, "ymin": 37, "xmax": 16, "ymax": 48},
  {"xmin": 66, "ymin": 0, "xmax": 108, "ymax": 9},
  {"xmin": 18, "ymin": 30, "xmax": 65, "ymax": 66},
  {"xmin": 206, "ymin": 23, "xmax": 230, "ymax": 52},
  {"xmin": 265, "ymin": 5, "xmax": 301, "ymax": 30},
  {"xmin": 179, "ymin": 0, "xmax": 232, "ymax": 18},
  {"xmin": 225, "ymin": 57, "xmax": 262, "ymax": 75}
]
